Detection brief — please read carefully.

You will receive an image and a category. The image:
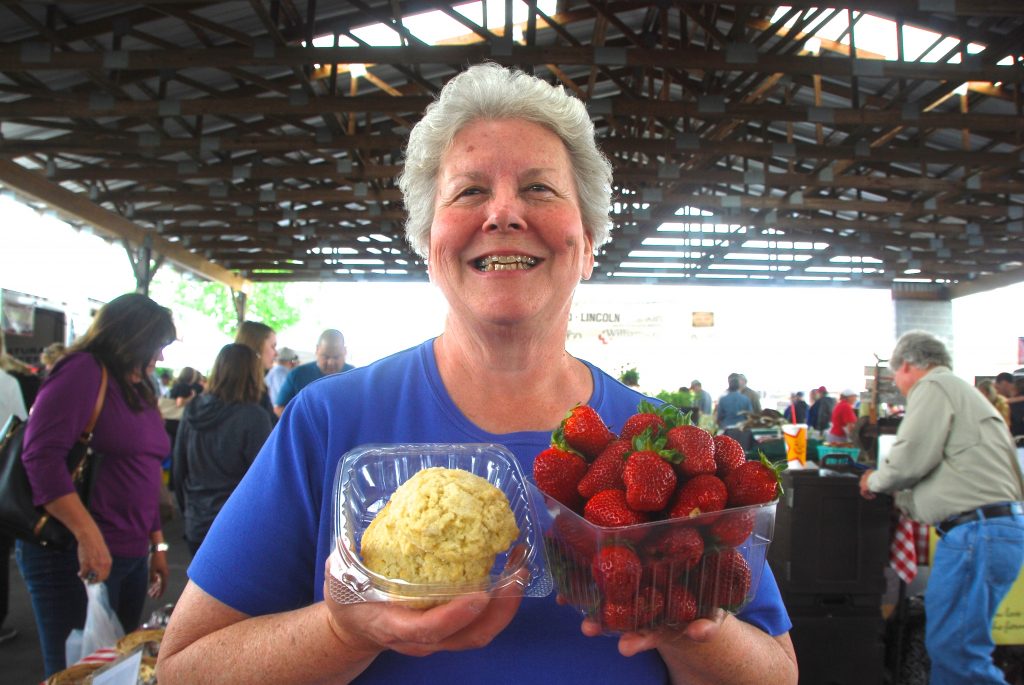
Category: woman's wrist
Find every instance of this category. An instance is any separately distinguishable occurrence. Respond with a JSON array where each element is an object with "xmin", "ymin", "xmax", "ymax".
[{"xmin": 150, "ymin": 542, "xmax": 169, "ymax": 553}]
